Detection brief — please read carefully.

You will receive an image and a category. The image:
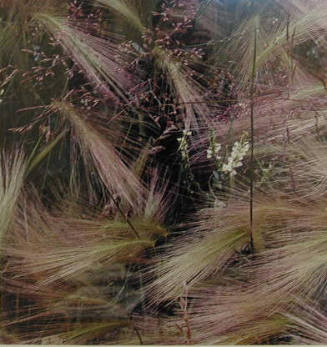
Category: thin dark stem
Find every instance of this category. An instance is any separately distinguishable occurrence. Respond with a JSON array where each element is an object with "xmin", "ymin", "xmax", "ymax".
[
  {"xmin": 286, "ymin": 14, "xmax": 290, "ymax": 98},
  {"xmin": 107, "ymin": 190, "xmax": 141, "ymax": 239},
  {"xmin": 134, "ymin": 326, "xmax": 144, "ymax": 345},
  {"xmin": 107, "ymin": 193, "xmax": 143, "ymax": 345},
  {"xmin": 249, "ymin": 21, "xmax": 257, "ymax": 252}
]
